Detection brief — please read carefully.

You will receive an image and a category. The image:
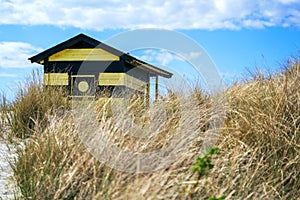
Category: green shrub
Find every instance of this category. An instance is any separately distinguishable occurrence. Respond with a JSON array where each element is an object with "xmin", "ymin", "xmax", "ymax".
[{"xmin": 190, "ymin": 147, "xmax": 219, "ymax": 178}]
